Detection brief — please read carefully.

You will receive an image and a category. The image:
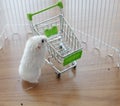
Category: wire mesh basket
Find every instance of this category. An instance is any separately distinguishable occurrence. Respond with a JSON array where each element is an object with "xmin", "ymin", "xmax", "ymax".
[{"xmin": 27, "ymin": 0, "xmax": 82, "ymax": 78}]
